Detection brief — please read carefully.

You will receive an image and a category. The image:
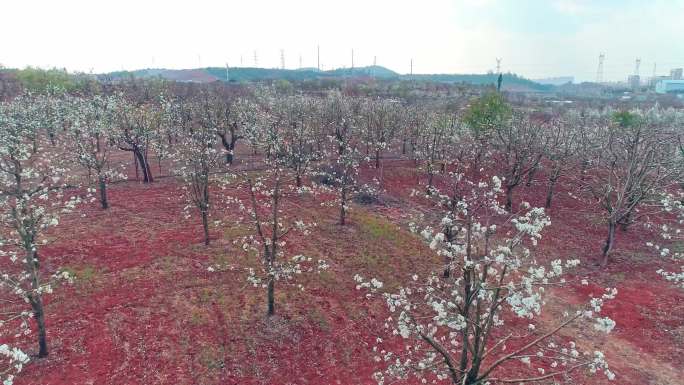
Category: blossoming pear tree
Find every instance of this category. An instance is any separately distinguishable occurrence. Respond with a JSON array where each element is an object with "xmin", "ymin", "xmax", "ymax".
[
  {"xmin": 356, "ymin": 175, "xmax": 617, "ymax": 385},
  {"xmin": 319, "ymin": 92, "xmax": 364, "ymax": 225},
  {"xmin": 112, "ymin": 94, "xmax": 161, "ymax": 183},
  {"xmin": 67, "ymin": 95, "xmax": 124, "ymax": 209},
  {"xmin": 230, "ymin": 114, "xmax": 328, "ymax": 316},
  {"xmin": 579, "ymin": 108, "xmax": 683, "ymax": 265},
  {"xmin": 1, "ymin": 94, "xmax": 82, "ymax": 363},
  {"xmin": 169, "ymin": 98, "xmax": 230, "ymax": 246}
]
